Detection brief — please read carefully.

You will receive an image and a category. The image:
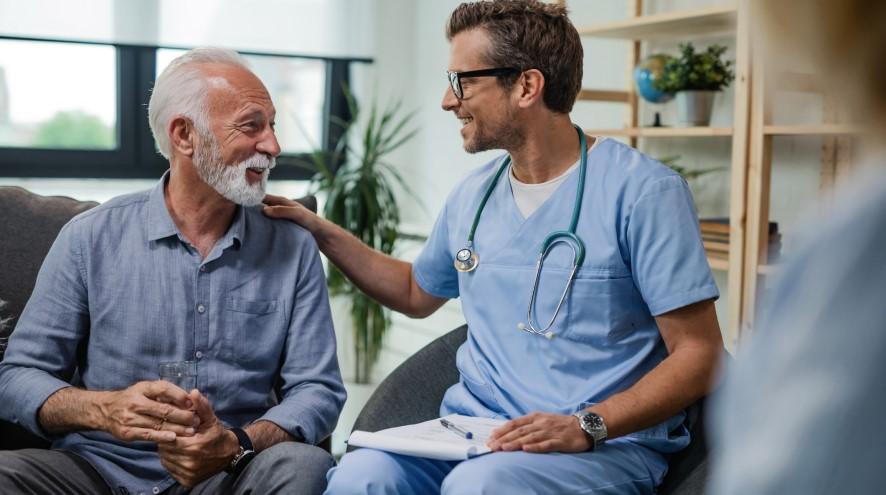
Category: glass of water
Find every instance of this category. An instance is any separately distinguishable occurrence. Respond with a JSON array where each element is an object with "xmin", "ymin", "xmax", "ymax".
[{"xmin": 158, "ymin": 361, "xmax": 197, "ymax": 392}]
